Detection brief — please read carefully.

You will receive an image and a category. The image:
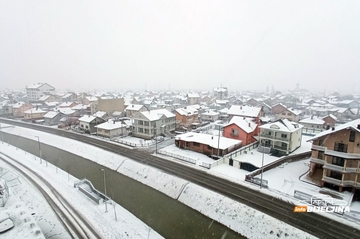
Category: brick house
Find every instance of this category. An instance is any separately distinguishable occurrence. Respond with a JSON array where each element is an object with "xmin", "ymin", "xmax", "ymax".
[
  {"xmin": 307, "ymin": 119, "xmax": 360, "ymax": 194},
  {"xmin": 175, "ymin": 132, "xmax": 242, "ymax": 157},
  {"xmin": 175, "ymin": 106, "xmax": 199, "ymax": 129},
  {"xmin": 223, "ymin": 116, "xmax": 259, "ymax": 146}
]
